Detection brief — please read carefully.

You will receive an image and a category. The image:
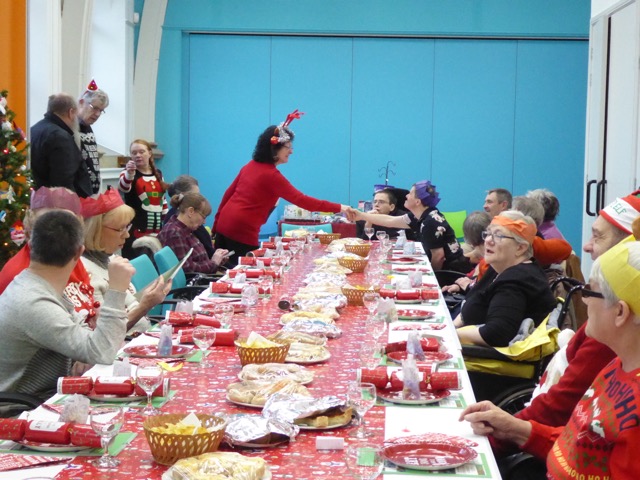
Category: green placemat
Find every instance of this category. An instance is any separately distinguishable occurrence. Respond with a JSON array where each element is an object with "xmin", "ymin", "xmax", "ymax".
[
  {"xmin": 53, "ymin": 390, "xmax": 176, "ymax": 409},
  {"xmin": 0, "ymin": 432, "xmax": 137, "ymax": 458}
]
